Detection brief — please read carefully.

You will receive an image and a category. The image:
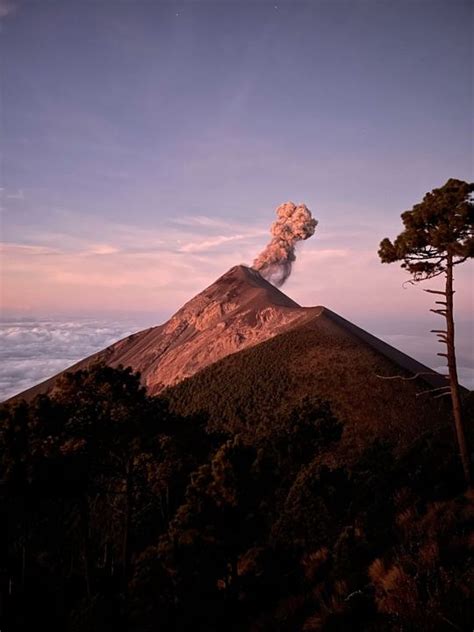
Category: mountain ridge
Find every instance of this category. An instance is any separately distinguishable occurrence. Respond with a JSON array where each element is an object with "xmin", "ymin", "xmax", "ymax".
[
  {"xmin": 5, "ymin": 264, "xmax": 449, "ymax": 403},
  {"xmin": 162, "ymin": 300, "xmax": 454, "ymax": 452}
]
